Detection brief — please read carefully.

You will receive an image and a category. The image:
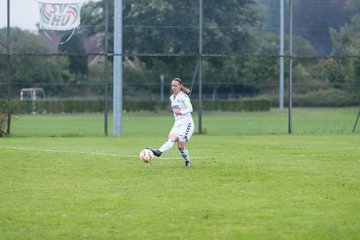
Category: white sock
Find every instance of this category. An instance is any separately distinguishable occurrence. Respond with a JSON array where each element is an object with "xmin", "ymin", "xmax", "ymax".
[
  {"xmin": 180, "ymin": 148, "xmax": 190, "ymax": 162},
  {"xmin": 159, "ymin": 140, "xmax": 174, "ymax": 153}
]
